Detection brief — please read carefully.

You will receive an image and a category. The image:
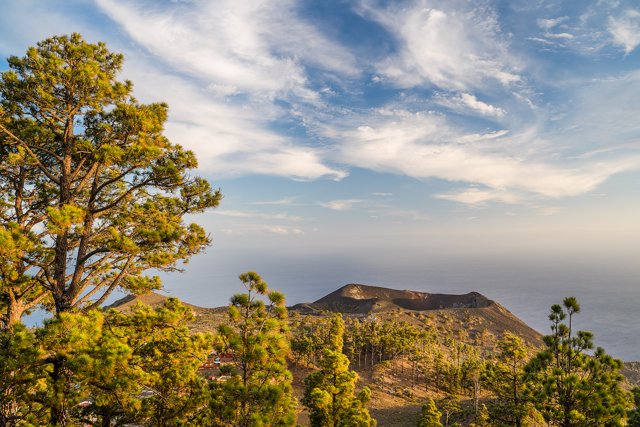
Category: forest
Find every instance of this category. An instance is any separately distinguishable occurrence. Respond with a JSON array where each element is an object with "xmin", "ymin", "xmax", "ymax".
[{"xmin": 1, "ymin": 34, "xmax": 639, "ymax": 427}]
